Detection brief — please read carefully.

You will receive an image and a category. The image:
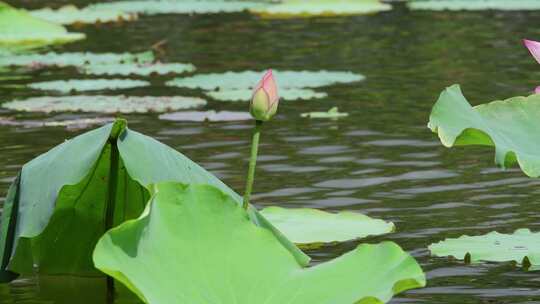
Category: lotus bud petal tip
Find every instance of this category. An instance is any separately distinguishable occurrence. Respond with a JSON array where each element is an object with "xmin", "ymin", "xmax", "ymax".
[
  {"xmin": 523, "ymin": 38, "xmax": 540, "ymax": 64},
  {"xmin": 250, "ymin": 69, "xmax": 279, "ymax": 122}
]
